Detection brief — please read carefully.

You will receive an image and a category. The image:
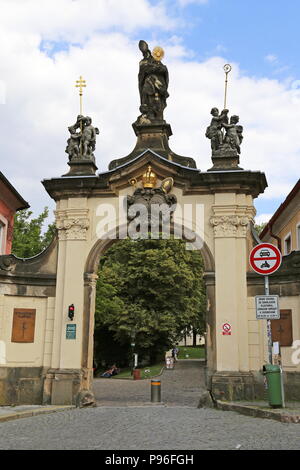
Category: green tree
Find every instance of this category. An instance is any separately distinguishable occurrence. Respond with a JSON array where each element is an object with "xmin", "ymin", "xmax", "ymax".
[
  {"xmin": 12, "ymin": 207, "xmax": 56, "ymax": 258},
  {"xmin": 95, "ymin": 238, "xmax": 206, "ymax": 364},
  {"xmin": 254, "ymin": 222, "xmax": 267, "ymax": 235}
]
